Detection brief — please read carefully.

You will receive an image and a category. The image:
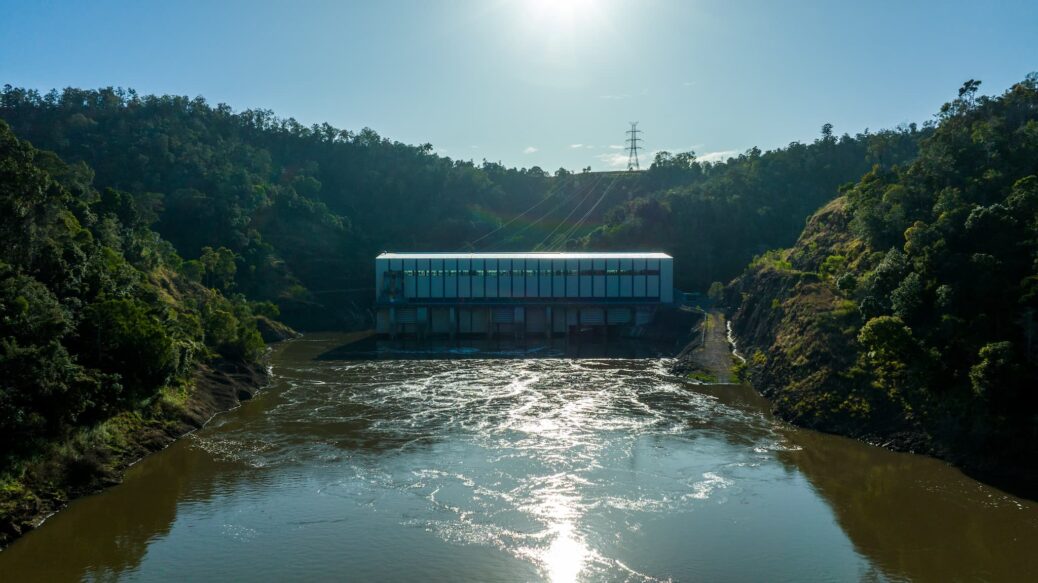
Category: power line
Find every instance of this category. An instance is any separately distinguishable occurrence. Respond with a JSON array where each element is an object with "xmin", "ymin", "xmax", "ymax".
[
  {"xmin": 532, "ymin": 174, "xmax": 604, "ymax": 251},
  {"xmin": 626, "ymin": 122, "xmax": 642, "ymax": 171},
  {"xmin": 479, "ymin": 175, "xmax": 599, "ymax": 250},
  {"xmin": 458, "ymin": 175, "xmax": 570, "ymax": 251},
  {"xmin": 545, "ymin": 173, "xmax": 620, "ymax": 251}
]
